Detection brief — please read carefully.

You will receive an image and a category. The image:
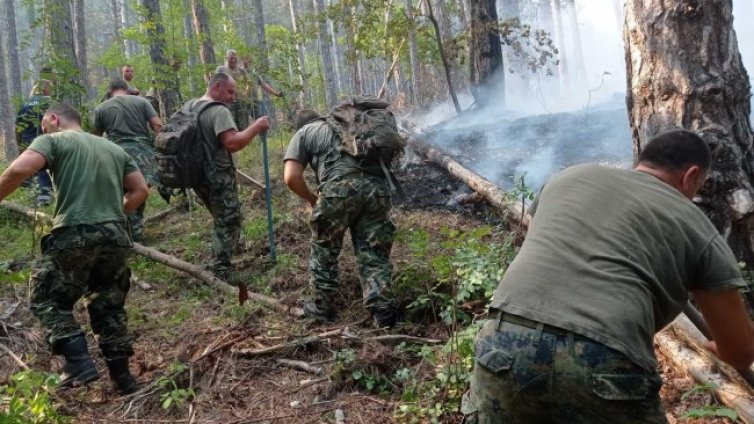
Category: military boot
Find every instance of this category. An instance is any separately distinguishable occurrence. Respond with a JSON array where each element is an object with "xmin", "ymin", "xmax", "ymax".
[
  {"xmin": 372, "ymin": 306, "xmax": 402, "ymax": 329},
  {"xmin": 105, "ymin": 357, "xmax": 138, "ymax": 395},
  {"xmin": 303, "ymin": 295, "xmax": 336, "ymax": 323},
  {"xmin": 53, "ymin": 336, "xmax": 99, "ymax": 388}
]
